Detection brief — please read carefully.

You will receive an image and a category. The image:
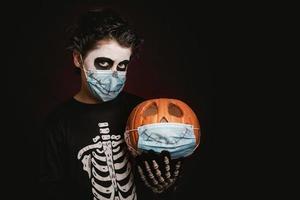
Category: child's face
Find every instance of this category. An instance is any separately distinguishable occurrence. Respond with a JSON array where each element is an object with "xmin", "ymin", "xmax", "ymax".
[{"xmin": 83, "ymin": 39, "xmax": 132, "ymax": 72}]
